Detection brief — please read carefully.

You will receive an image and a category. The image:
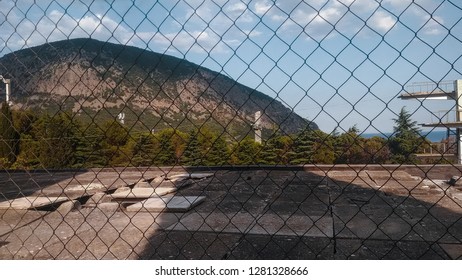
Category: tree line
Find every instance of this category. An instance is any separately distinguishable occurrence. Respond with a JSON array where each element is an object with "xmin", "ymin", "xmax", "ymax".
[{"xmin": 0, "ymin": 102, "xmax": 439, "ymax": 169}]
